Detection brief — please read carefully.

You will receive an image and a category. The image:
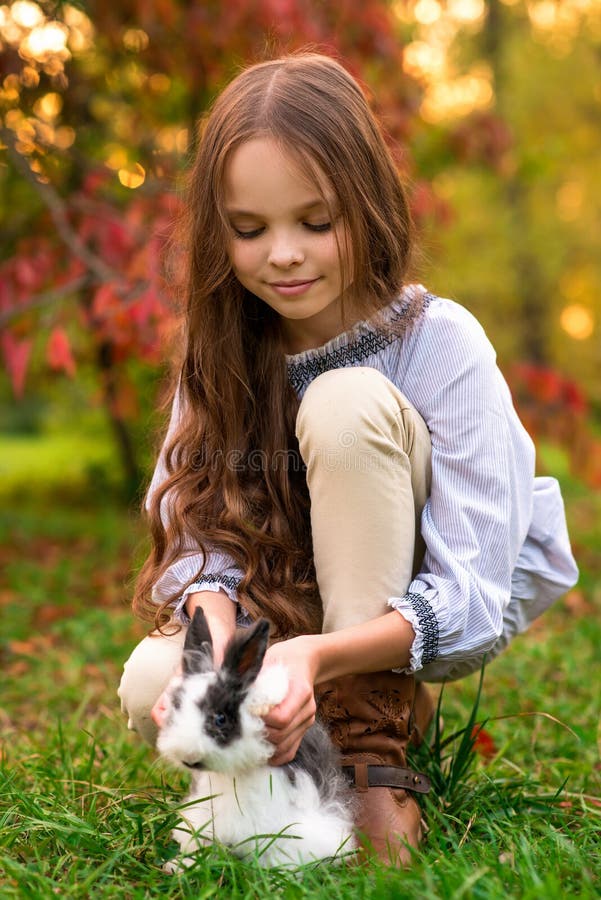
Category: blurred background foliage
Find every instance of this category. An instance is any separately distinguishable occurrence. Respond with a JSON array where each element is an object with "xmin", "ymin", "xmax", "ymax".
[{"xmin": 1, "ymin": 0, "xmax": 600, "ymax": 499}]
